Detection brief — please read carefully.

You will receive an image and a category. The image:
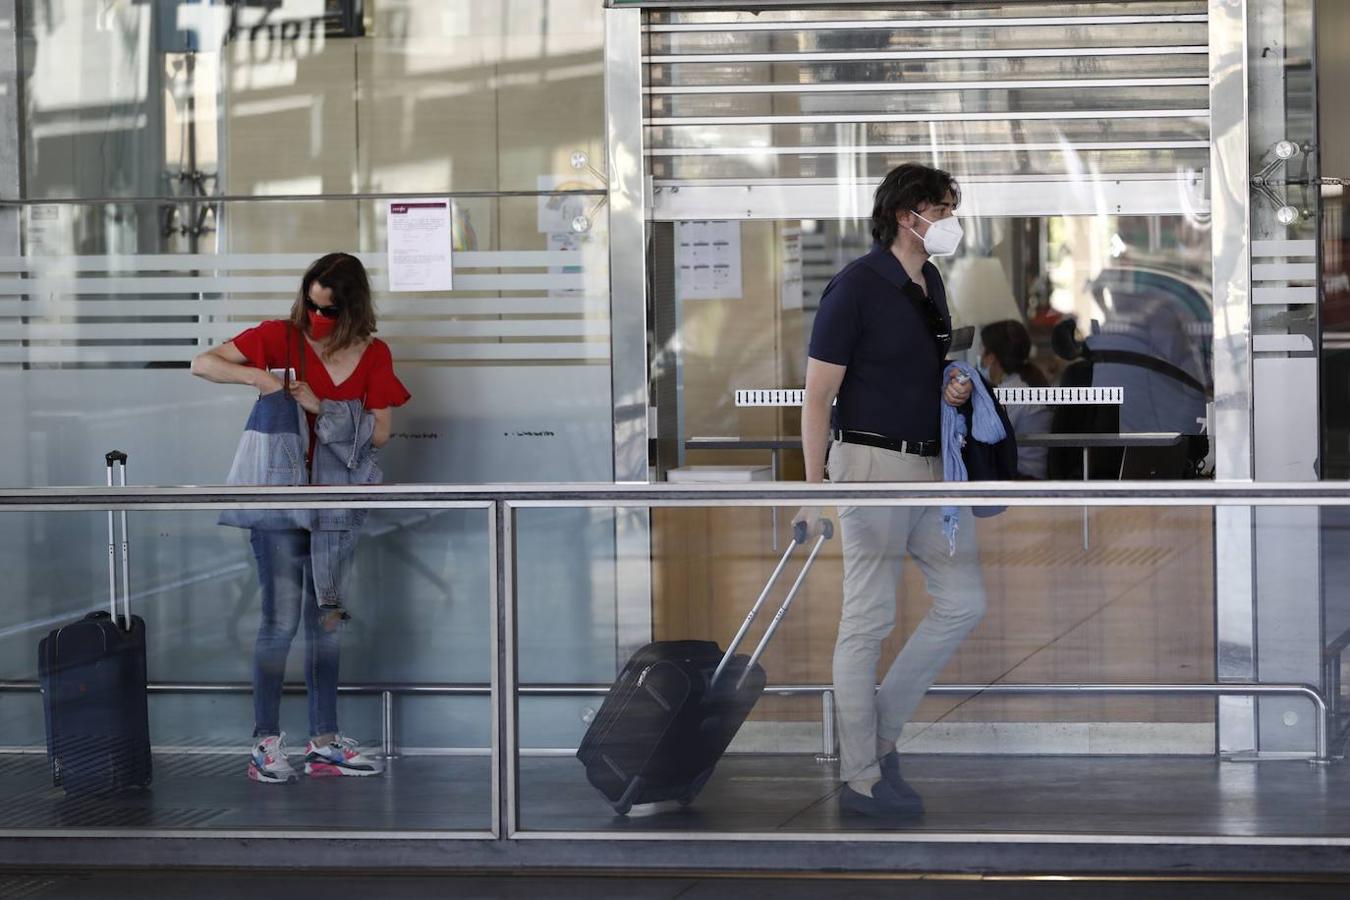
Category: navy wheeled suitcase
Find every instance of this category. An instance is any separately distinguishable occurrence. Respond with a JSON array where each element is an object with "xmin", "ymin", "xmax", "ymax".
[
  {"xmin": 38, "ymin": 451, "xmax": 152, "ymax": 796},
  {"xmin": 577, "ymin": 520, "xmax": 833, "ymax": 815}
]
